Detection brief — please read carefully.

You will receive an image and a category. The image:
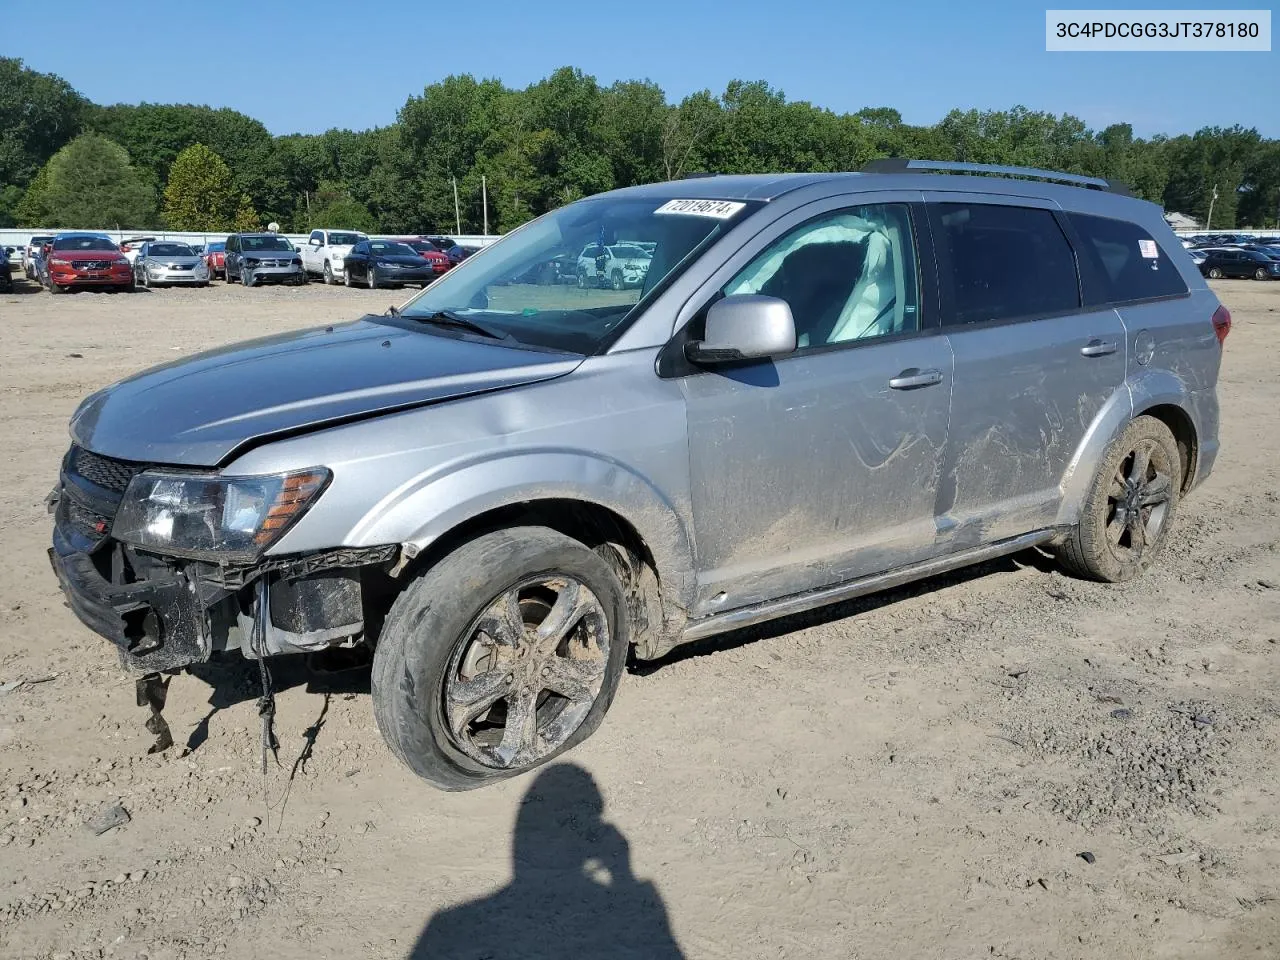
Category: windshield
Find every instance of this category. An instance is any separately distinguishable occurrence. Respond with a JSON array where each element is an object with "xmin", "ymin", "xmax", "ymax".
[
  {"xmin": 408, "ymin": 240, "xmax": 439, "ymax": 253},
  {"xmin": 366, "ymin": 241, "xmax": 418, "ymax": 258},
  {"xmin": 207, "ymin": 242, "xmax": 225, "ymax": 252},
  {"xmin": 241, "ymin": 236, "xmax": 294, "ymax": 252},
  {"xmin": 399, "ymin": 195, "xmax": 758, "ymax": 353},
  {"xmin": 328, "ymin": 232, "xmax": 363, "ymax": 246},
  {"xmin": 149, "ymin": 243, "xmax": 194, "ymax": 258},
  {"xmin": 53, "ymin": 236, "xmax": 117, "ymax": 252},
  {"xmin": 31, "ymin": 237, "xmax": 53, "ymax": 245}
]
